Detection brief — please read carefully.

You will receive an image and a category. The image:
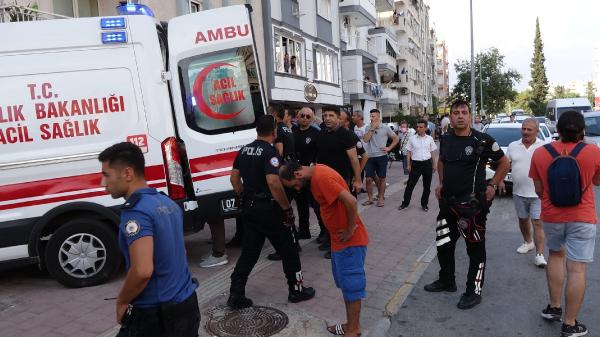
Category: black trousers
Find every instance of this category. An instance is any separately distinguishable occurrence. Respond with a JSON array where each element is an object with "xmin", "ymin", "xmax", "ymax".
[
  {"xmin": 435, "ymin": 196, "xmax": 491, "ymax": 295},
  {"xmin": 116, "ymin": 291, "xmax": 200, "ymax": 337},
  {"xmin": 294, "ymin": 185, "xmax": 324, "ymax": 233},
  {"xmin": 402, "ymin": 159, "xmax": 433, "ymax": 207},
  {"xmin": 230, "ymin": 199, "xmax": 302, "ymax": 294}
]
